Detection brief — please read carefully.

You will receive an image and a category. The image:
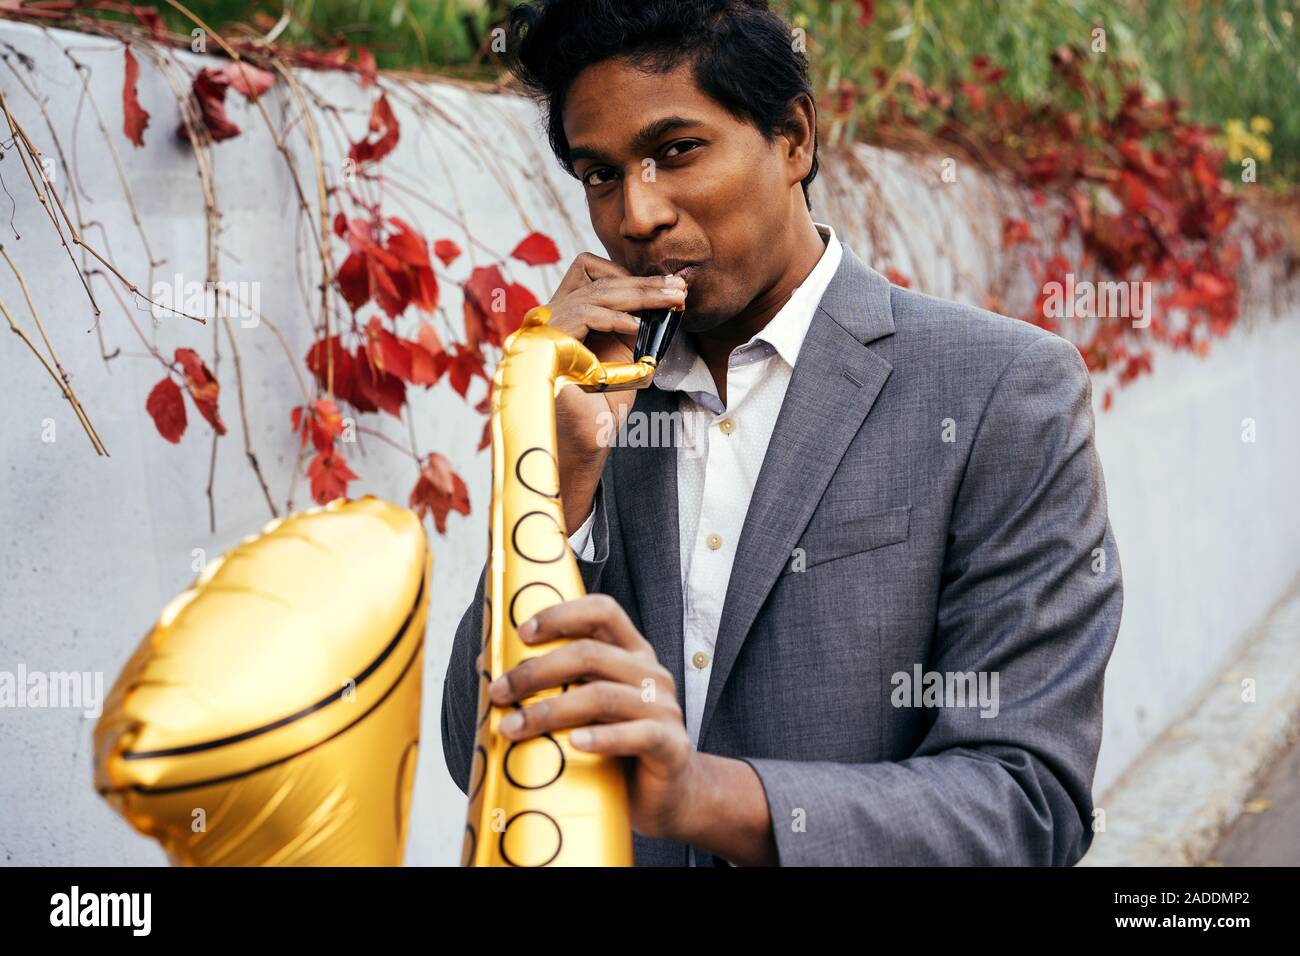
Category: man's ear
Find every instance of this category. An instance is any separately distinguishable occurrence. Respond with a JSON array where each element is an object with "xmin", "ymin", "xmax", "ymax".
[{"xmin": 782, "ymin": 93, "xmax": 817, "ymax": 184}]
